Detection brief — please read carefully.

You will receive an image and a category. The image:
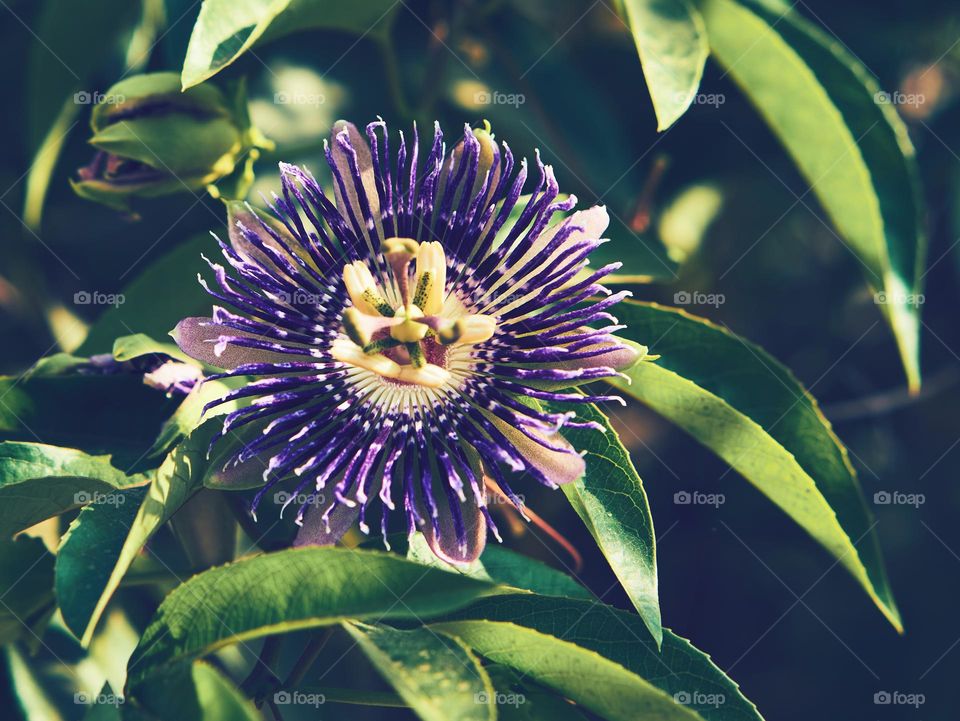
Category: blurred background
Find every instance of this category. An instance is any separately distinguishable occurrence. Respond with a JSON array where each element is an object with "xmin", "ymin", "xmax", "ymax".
[{"xmin": 1, "ymin": 0, "xmax": 958, "ymax": 718}]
